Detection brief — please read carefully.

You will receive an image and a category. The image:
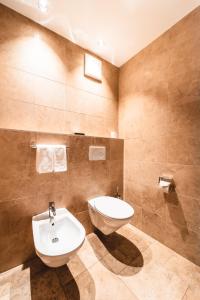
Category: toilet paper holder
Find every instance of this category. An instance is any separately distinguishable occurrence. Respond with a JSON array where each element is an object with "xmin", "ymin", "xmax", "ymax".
[{"xmin": 158, "ymin": 176, "xmax": 174, "ymax": 193}]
